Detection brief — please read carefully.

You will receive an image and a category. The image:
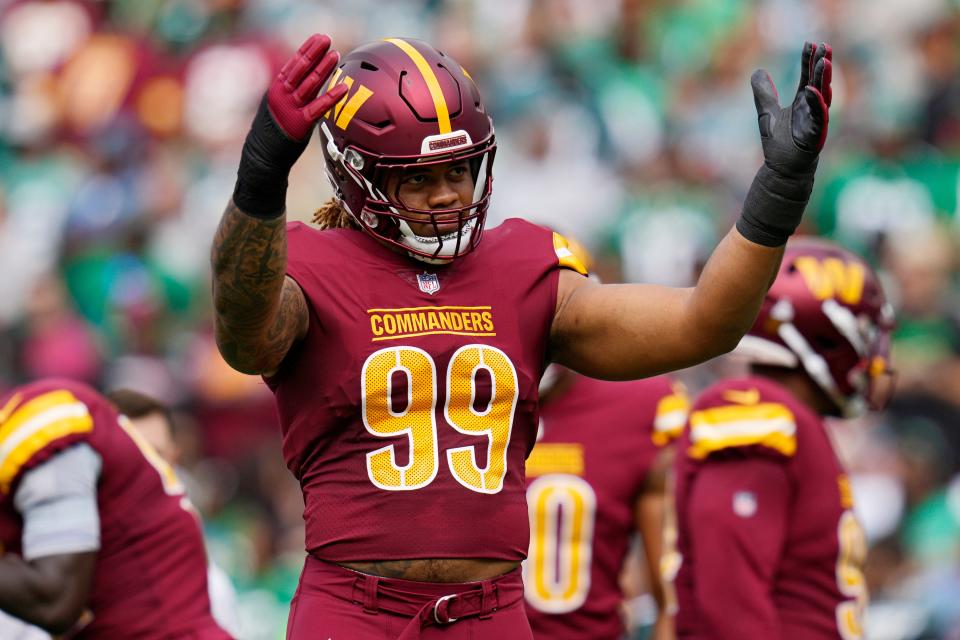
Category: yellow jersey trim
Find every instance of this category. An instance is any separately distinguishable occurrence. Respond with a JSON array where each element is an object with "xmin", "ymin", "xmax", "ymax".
[
  {"xmin": 526, "ymin": 443, "xmax": 585, "ymax": 477},
  {"xmin": 552, "ymin": 233, "xmax": 588, "ymax": 276},
  {"xmin": 372, "ymin": 330, "xmax": 496, "ymax": 342},
  {"xmin": 367, "ymin": 305, "xmax": 491, "ymax": 313}
]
